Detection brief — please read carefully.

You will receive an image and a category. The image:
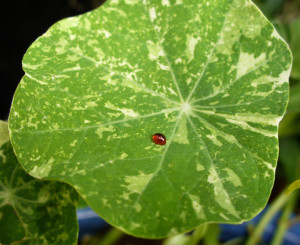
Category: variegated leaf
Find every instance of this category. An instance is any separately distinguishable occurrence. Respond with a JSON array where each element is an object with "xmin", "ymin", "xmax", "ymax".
[
  {"xmin": 9, "ymin": 0, "xmax": 291, "ymax": 238},
  {"xmin": 0, "ymin": 121, "xmax": 78, "ymax": 244}
]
